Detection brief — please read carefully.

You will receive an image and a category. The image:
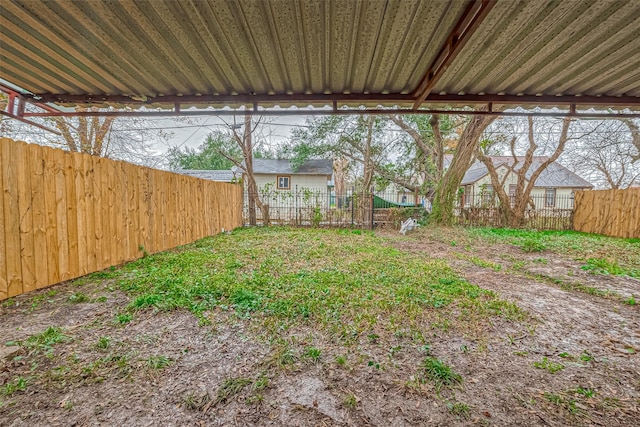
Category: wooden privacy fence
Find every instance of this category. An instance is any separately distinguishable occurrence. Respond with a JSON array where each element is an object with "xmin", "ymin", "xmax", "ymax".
[
  {"xmin": 0, "ymin": 138, "xmax": 243, "ymax": 300},
  {"xmin": 574, "ymin": 188, "xmax": 640, "ymax": 238}
]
